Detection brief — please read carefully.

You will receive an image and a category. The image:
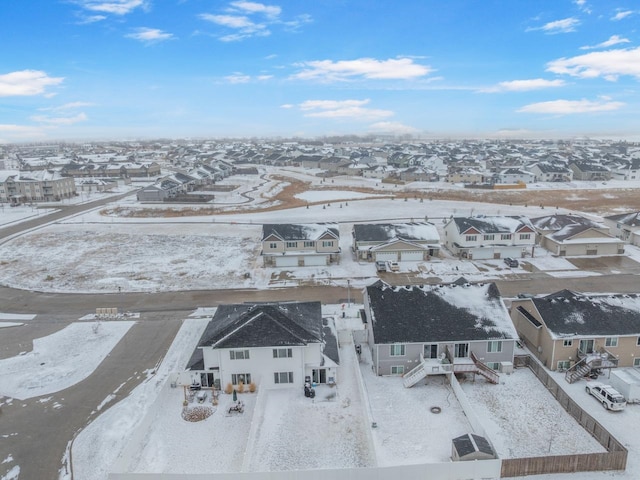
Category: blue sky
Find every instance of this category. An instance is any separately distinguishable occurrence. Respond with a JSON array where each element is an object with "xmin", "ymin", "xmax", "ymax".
[{"xmin": 1, "ymin": 0, "xmax": 640, "ymax": 142}]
